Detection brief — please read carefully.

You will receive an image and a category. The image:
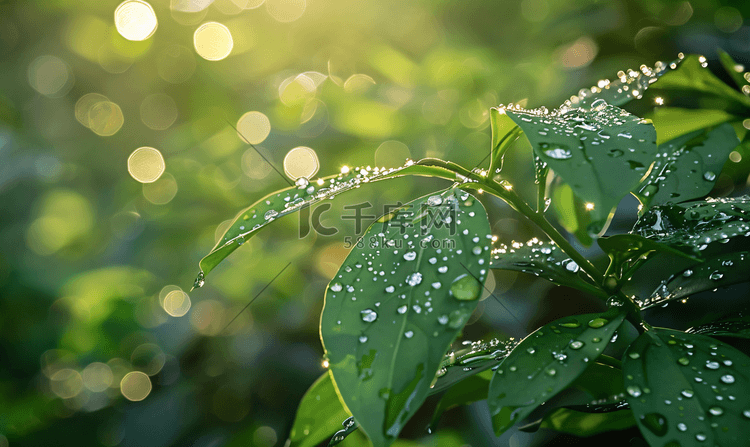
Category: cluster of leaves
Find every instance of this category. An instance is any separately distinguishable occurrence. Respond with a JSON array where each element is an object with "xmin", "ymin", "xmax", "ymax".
[{"xmin": 193, "ymin": 51, "xmax": 750, "ymax": 446}]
